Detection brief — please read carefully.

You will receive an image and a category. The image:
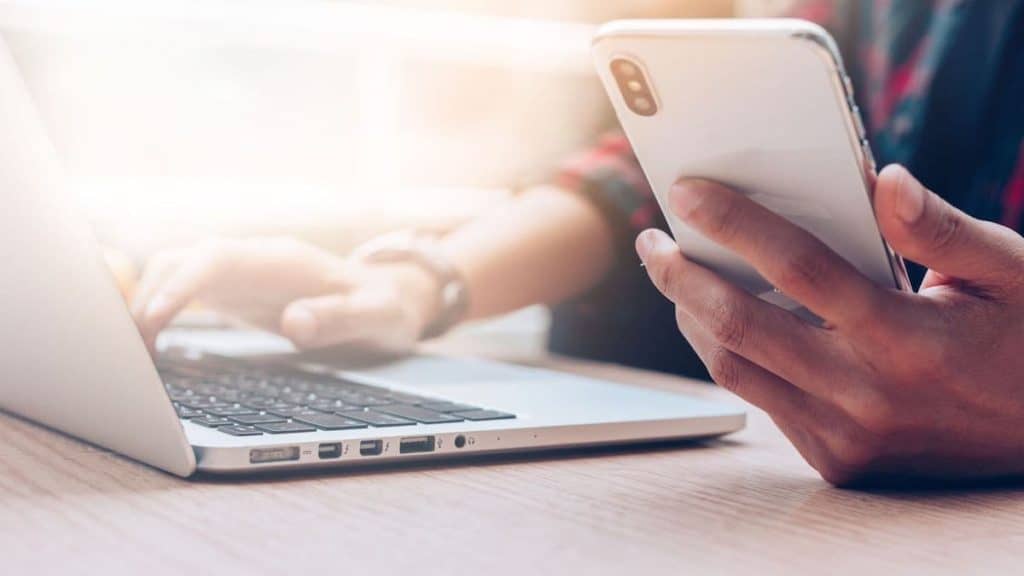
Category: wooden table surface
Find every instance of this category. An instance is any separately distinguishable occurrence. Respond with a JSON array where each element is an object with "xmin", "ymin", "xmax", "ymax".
[{"xmin": 2, "ymin": 353, "xmax": 1023, "ymax": 575}]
